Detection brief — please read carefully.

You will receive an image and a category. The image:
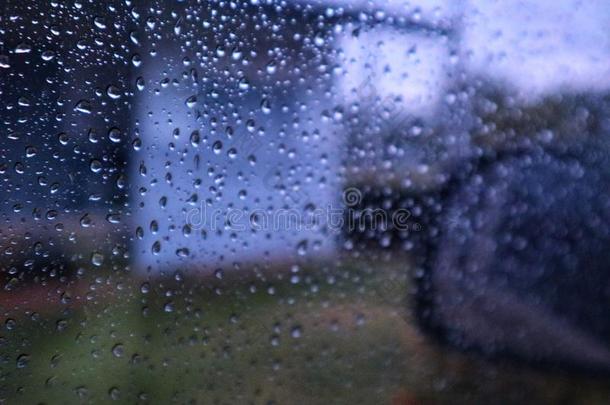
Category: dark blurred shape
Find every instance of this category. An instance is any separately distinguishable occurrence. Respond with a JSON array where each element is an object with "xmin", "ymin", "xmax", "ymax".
[{"xmin": 416, "ymin": 135, "xmax": 610, "ymax": 373}]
